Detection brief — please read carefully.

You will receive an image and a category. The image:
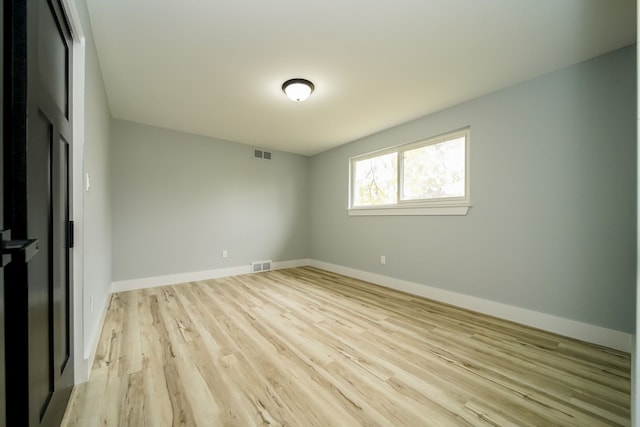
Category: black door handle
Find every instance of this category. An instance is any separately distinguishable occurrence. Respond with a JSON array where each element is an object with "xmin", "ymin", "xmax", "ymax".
[{"xmin": 0, "ymin": 229, "xmax": 39, "ymax": 266}]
